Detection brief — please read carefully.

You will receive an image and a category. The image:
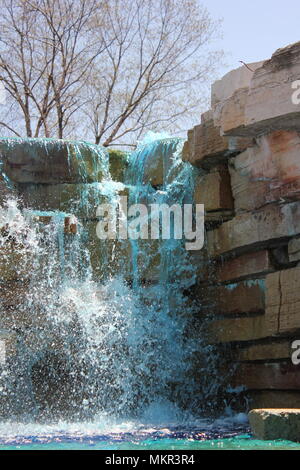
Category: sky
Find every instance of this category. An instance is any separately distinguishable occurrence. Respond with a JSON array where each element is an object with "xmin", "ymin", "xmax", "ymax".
[{"xmin": 201, "ymin": 0, "xmax": 300, "ymax": 78}]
